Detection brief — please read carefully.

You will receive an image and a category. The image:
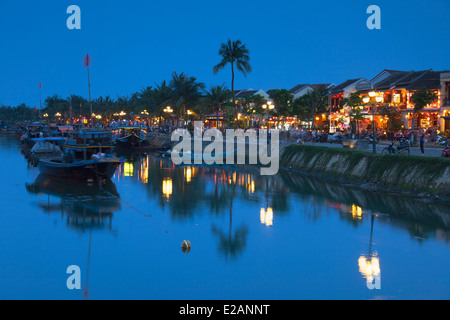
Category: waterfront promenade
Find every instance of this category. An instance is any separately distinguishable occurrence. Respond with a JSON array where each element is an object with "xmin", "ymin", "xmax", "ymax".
[{"xmin": 288, "ymin": 141, "xmax": 445, "ymax": 157}]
